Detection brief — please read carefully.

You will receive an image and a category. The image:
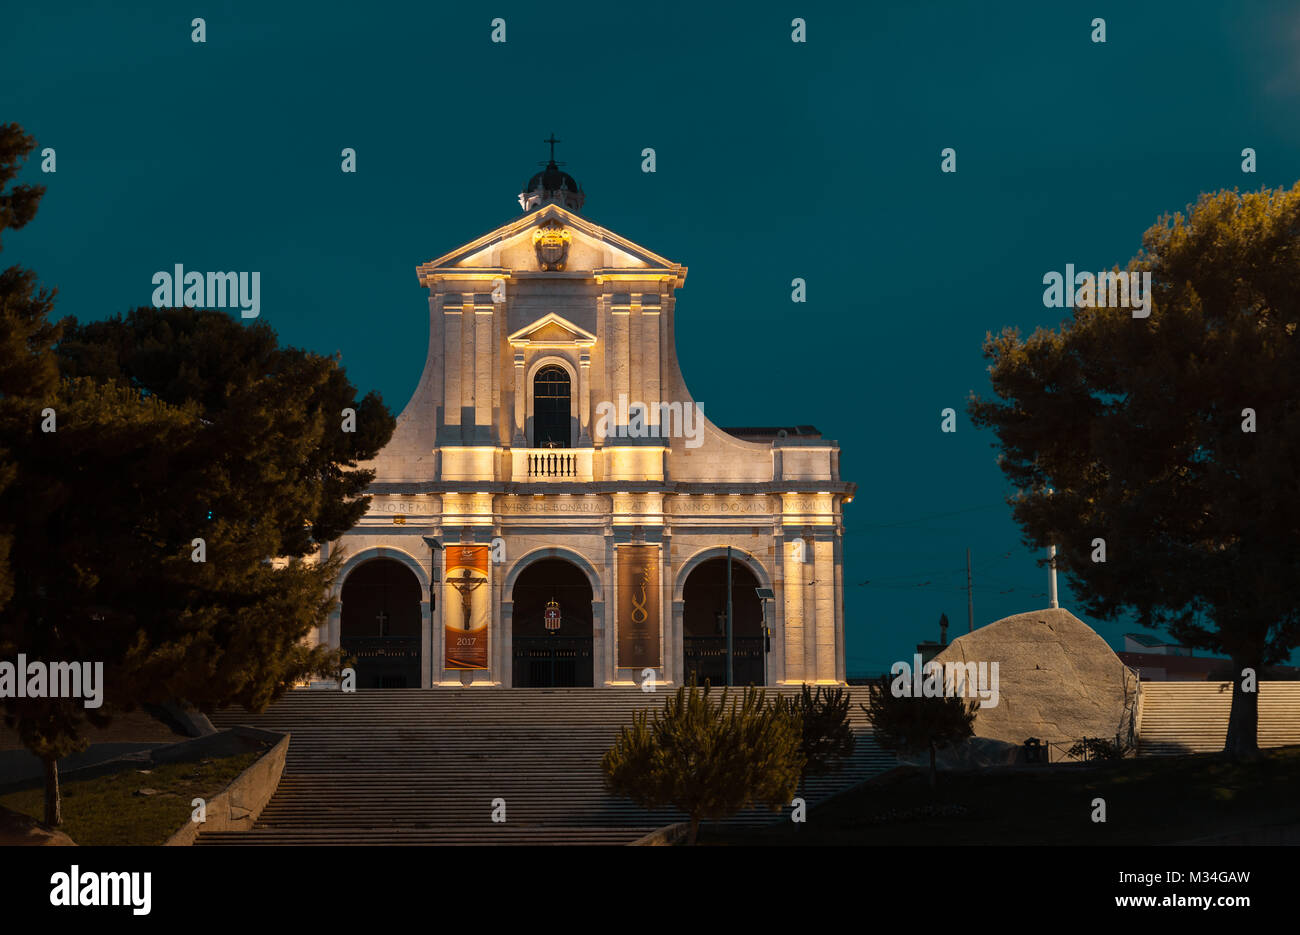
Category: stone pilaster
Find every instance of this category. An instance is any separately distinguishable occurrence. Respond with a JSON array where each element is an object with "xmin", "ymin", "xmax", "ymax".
[
  {"xmin": 500, "ymin": 600, "xmax": 514, "ymax": 688},
  {"xmin": 643, "ymin": 302, "xmax": 661, "ymax": 434},
  {"xmin": 443, "ymin": 300, "xmax": 462, "ymax": 431},
  {"xmin": 474, "ymin": 304, "xmax": 493, "ymax": 441},
  {"xmin": 578, "ymin": 351, "xmax": 591, "ymax": 445},
  {"xmin": 460, "ymin": 297, "xmax": 475, "ymax": 430},
  {"xmin": 601, "ymin": 526, "xmax": 616, "ymax": 684},
  {"xmin": 512, "ymin": 352, "xmax": 526, "ymax": 445},
  {"xmin": 629, "ymin": 294, "xmax": 642, "ymax": 415},
  {"xmin": 611, "ymin": 299, "xmax": 630, "ymax": 429},
  {"xmin": 814, "ymin": 534, "xmax": 835, "ymax": 682},
  {"xmin": 782, "ymin": 535, "xmax": 805, "ymax": 682},
  {"xmin": 802, "ymin": 531, "xmax": 816, "ymax": 682}
]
